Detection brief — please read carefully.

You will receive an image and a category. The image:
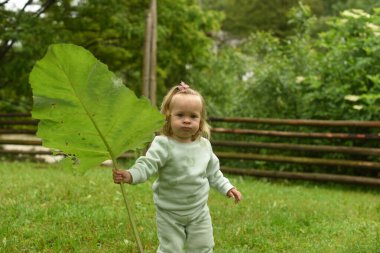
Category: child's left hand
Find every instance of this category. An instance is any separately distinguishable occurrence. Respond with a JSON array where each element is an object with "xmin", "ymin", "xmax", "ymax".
[{"xmin": 227, "ymin": 188, "xmax": 242, "ymax": 204}]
